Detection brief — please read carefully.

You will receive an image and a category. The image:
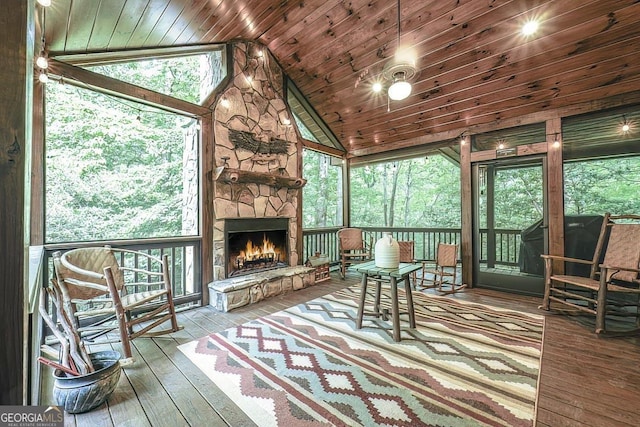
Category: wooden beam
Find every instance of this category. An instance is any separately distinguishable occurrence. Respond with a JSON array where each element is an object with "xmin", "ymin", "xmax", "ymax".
[
  {"xmin": 200, "ymin": 112, "xmax": 214, "ymax": 304},
  {"xmin": 214, "ymin": 167, "xmax": 307, "ymax": 189},
  {"xmin": 30, "ymin": 76, "xmax": 45, "ymax": 245},
  {"xmin": 546, "ymin": 118, "xmax": 564, "ymax": 272},
  {"xmin": 0, "ymin": 0, "xmax": 32, "ymax": 405},
  {"xmin": 350, "ymin": 89, "xmax": 640, "ymax": 158},
  {"xmin": 47, "ymin": 59, "xmax": 211, "ymax": 117},
  {"xmin": 460, "ymin": 140, "xmax": 473, "ymax": 288},
  {"xmin": 301, "ymin": 139, "xmax": 345, "ymax": 158}
]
